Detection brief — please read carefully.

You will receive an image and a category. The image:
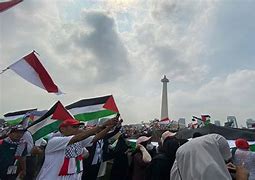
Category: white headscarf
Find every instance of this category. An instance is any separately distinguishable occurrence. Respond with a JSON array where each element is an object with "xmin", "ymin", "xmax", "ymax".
[{"xmin": 170, "ymin": 134, "xmax": 232, "ymax": 180}]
